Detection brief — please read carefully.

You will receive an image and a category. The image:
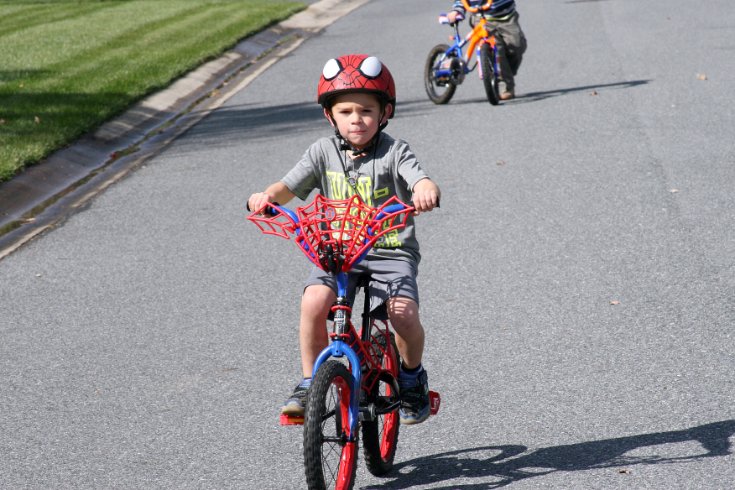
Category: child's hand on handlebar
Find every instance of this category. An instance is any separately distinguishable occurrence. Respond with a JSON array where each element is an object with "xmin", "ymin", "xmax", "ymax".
[
  {"xmin": 412, "ymin": 179, "xmax": 441, "ymax": 215},
  {"xmin": 446, "ymin": 11, "xmax": 464, "ymax": 24},
  {"xmin": 247, "ymin": 192, "xmax": 272, "ymax": 214}
]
